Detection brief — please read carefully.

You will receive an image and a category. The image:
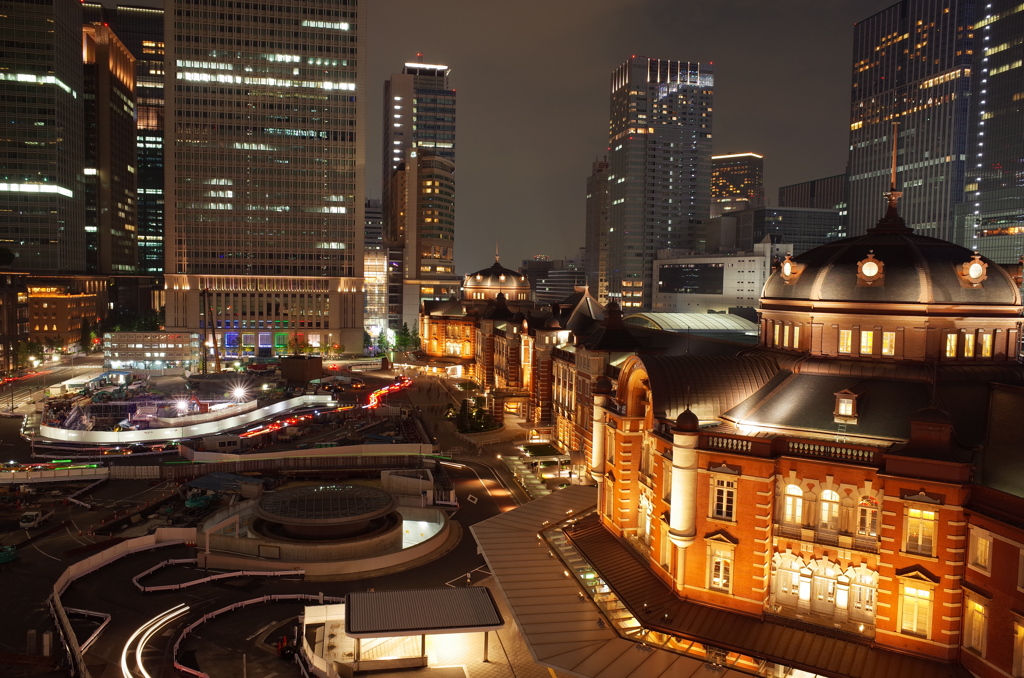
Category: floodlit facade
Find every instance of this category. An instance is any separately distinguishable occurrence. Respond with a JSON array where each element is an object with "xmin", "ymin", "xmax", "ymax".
[
  {"xmin": 847, "ymin": 0, "xmax": 974, "ymax": 240},
  {"xmin": 162, "ymin": 0, "xmax": 366, "ymax": 357},
  {"xmin": 479, "ymin": 195, "xmax": 1024, "ymax": 677},
  {"xmin": 82, "ymin": 23, "xmax": 138, "ymax": 275},
  {"xmin": 103, "ymin": 330, "xmax": 201, "ymax": 370},
  {"xmin": 604, "ymin": 57, "xmax": 714, "ymax": 311}
]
